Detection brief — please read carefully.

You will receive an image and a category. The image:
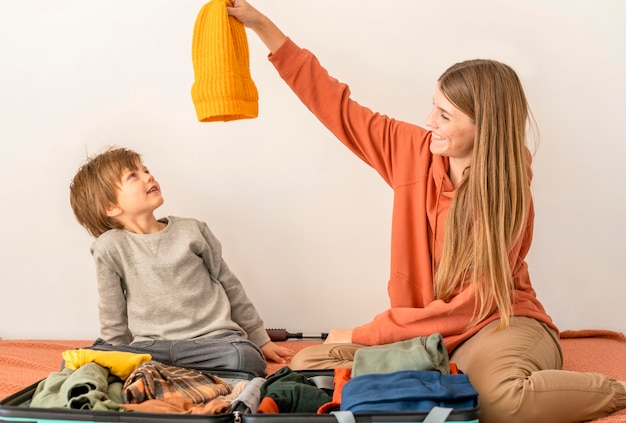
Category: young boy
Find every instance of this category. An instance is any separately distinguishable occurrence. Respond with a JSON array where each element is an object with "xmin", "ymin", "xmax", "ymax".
[{"xmin": 69, "ymin": 146, "xmax": 293, "ymax": 376}]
